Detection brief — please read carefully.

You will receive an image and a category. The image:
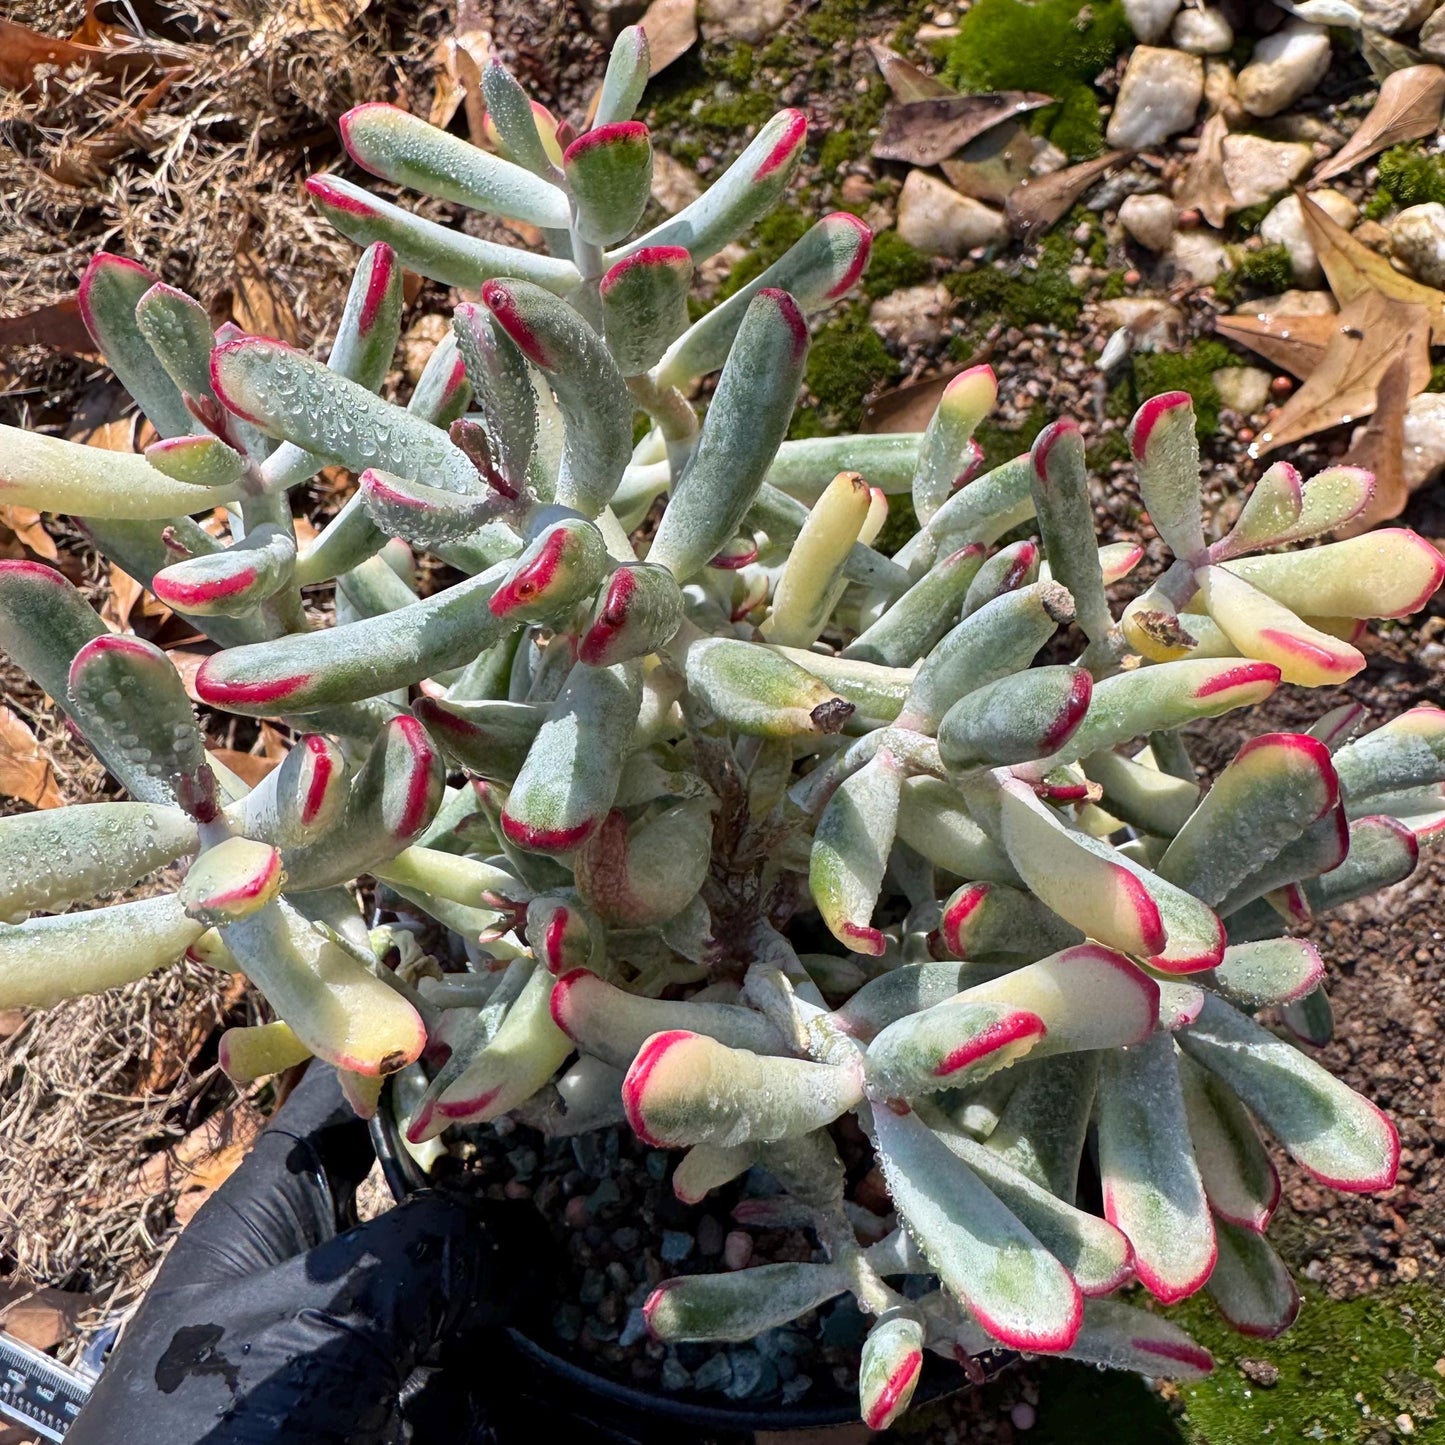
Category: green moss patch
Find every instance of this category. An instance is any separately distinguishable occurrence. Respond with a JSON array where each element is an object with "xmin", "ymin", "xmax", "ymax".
[
  {"xmin": 790, "ymin": 303, "xmax": 900, "ymax": 437},
  {"xmin": 945, "ymin": 226, "xmax": 1087, "ymax": 330},
  {"xmin": 1213, "ymin": 244, "xmax": 1295, "ymax": 309},
  {"xmin": 1115, "ymin": 338, "xmax": 1244, "ymax": 439},
  {"xmin": 942, "ymin": 0, "xmax": 1131, "ymax": 160},
  {"xmin": 863, "ymin": 229, "xmax": 933, "ymax": 299}
]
